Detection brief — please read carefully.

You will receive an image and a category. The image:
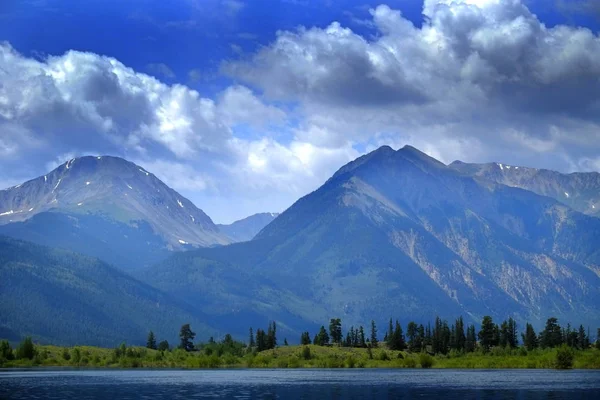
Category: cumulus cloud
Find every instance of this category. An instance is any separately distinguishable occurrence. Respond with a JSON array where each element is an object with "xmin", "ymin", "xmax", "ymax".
[
  {"xmin": 224, "ymin": 0, "xmax": 600, "ymax": 171},
  {"xmin": 0, "ymin": 43, "xmax": 232, "ymax": 158}
]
